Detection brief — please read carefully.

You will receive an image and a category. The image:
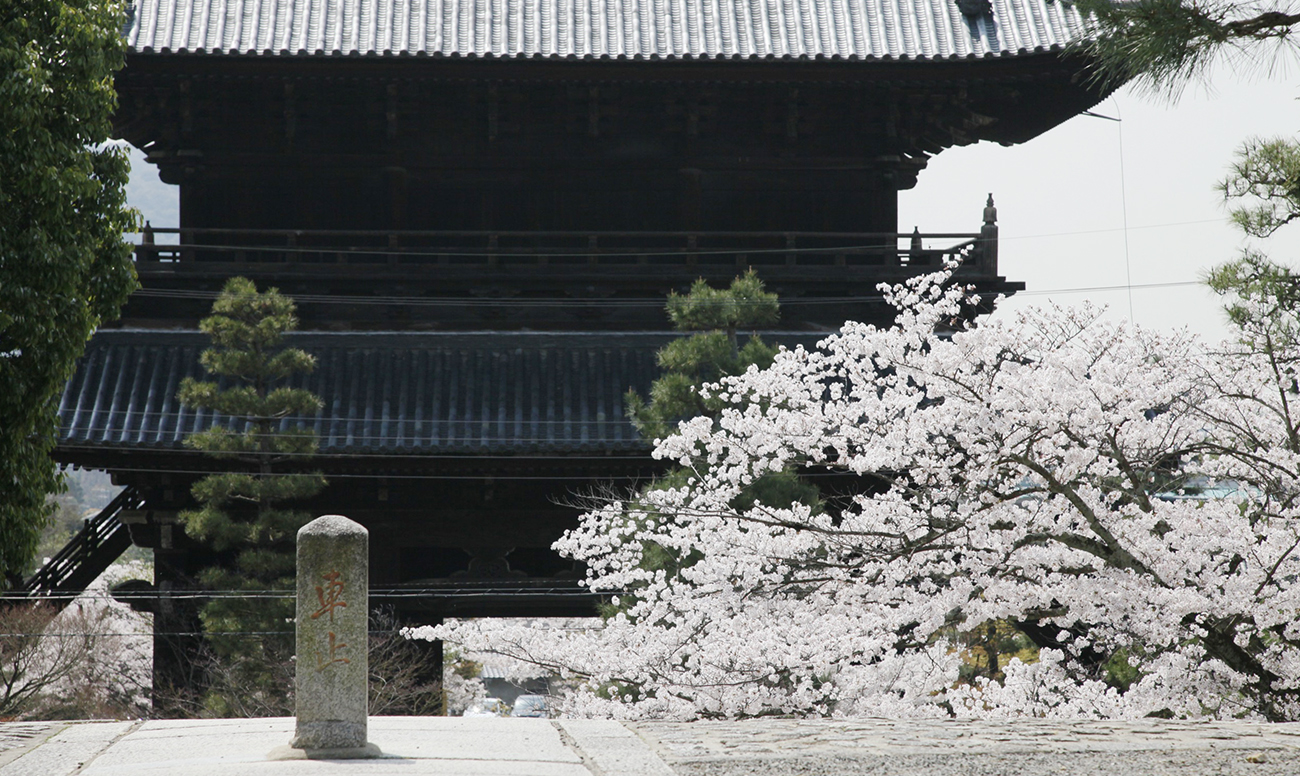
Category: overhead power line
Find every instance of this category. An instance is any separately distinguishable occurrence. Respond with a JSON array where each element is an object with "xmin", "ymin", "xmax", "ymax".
[
  {"xmin": 129, "ymin": 279, "xmax": 1213, "ymax": 308},
  {"xmin": 8, "ymin": 586, "xmax": 610, "ymax": 601}
]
